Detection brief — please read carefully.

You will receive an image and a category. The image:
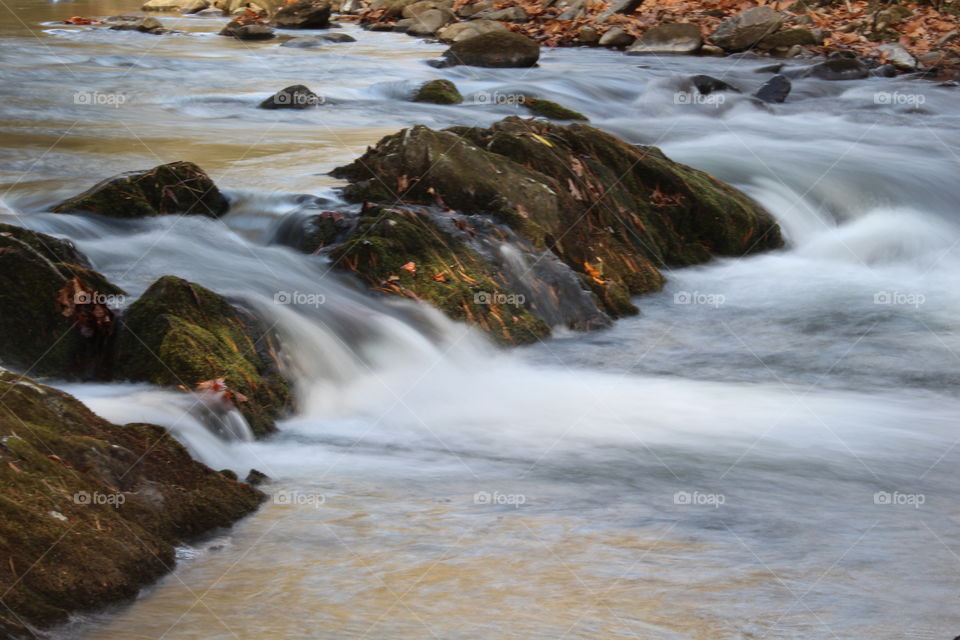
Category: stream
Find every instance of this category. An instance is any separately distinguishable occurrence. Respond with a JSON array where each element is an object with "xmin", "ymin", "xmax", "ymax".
[{"xmin": 2, "ymin": 0, "xmax": 960, "ymax": 638}]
